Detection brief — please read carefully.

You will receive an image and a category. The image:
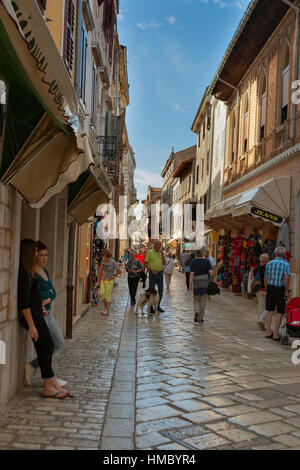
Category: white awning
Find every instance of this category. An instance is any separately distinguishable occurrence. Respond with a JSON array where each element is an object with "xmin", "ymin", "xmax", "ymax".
[
  {"xmin": 1, "ymin": 114, "xmax": 94, "ymax": 208},
  {"xmin": 206, "ymin": 177, "xmax": 290, "ymax": 227}
]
